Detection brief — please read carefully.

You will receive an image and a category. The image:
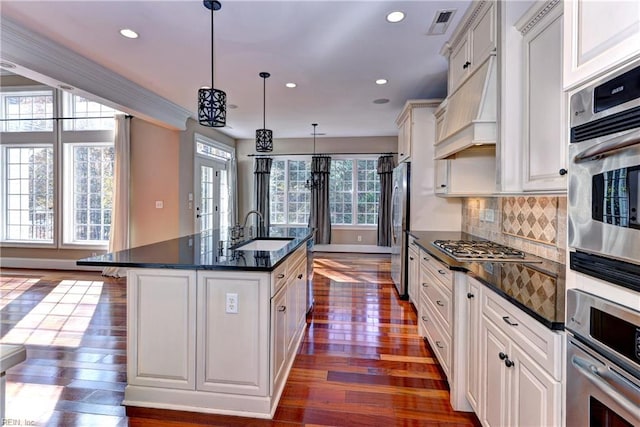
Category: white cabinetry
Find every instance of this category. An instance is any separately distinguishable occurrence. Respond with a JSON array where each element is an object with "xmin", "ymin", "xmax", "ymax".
[
  {"xmin": 408, "ymin": 238, "xmax": 420, "ymax": 306},
  {"xmin": 518, "ymin": 1, "xmax": 566, "ymax": 192},
  {"xmin": 479, "ymin": 286, "xmax": 562, "ymax": 427},
  {"xmin": 434, "ymin": 147, "xmax": 496, "ymax": 196},
  {"xmin": 397, "ymin": 110, "xmax": 412, "ymax": 163},
  {"xmin": 464, "ymin": 277, "xmax": 482, "ymax": 413},
  {"xmin": 127, "ymin": 269, "xmax": 197, "ymax": 390},
  {"xmin": 124, "ymin": 245, "xmax": 308, "ymax": 418},
  {"xmin": 563, "ymin": 0, "xmax": 640, "ymax": 90},
  {"xmin": 445, "ymin": 1, "xmax": 496, "ymax": 94}
]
